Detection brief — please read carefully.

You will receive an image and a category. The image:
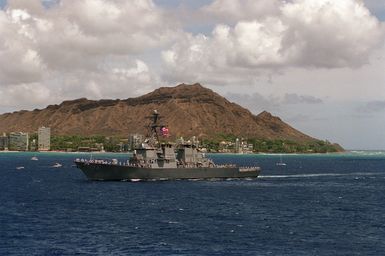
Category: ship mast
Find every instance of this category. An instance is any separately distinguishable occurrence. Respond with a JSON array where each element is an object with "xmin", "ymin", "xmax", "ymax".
[
  {"xmin": 151, "ymin": 110, "xmax": 160, "ymax": 146},
  {"xmin": 148, "ymin": 110, "xmax": 163, "ymax": 148}
]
